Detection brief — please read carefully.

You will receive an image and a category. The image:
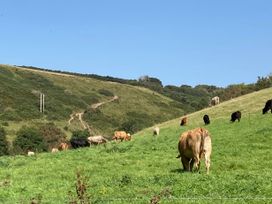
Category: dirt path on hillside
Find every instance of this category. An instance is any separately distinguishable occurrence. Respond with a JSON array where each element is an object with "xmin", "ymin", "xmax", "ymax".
[
  {"xmin": 68, "ymin": 95, "xmax": 119, "ymax": 133},
  {"xmin": 91, "ymin": 95, "xmax": 119, "ymax": 109}
]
